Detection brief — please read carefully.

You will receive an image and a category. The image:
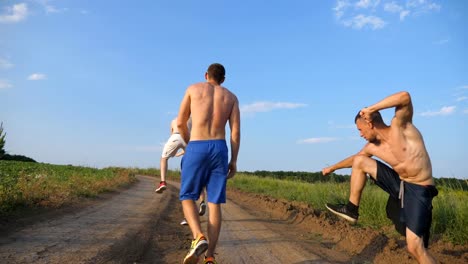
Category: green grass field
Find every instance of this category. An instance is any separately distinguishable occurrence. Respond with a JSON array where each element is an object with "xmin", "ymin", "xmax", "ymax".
[
  {"xmin": 227, "ymin": 173, "xmax": 468, "ymax": 245},
  {"xmin": 0, "ymin": 161, "xmax": 136, "ymax": 214}
]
